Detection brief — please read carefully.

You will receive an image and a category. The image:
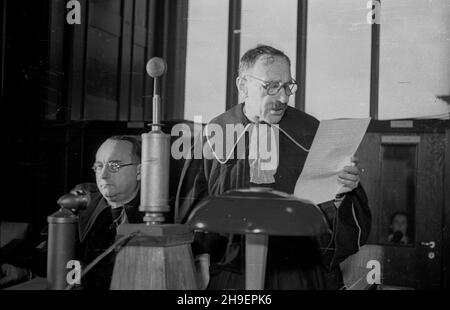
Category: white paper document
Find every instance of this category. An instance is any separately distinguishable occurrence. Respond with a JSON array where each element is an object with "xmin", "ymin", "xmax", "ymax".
[{"xmin": 293, "ymin": 118, "xmax": 371, "ymax": 205}]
